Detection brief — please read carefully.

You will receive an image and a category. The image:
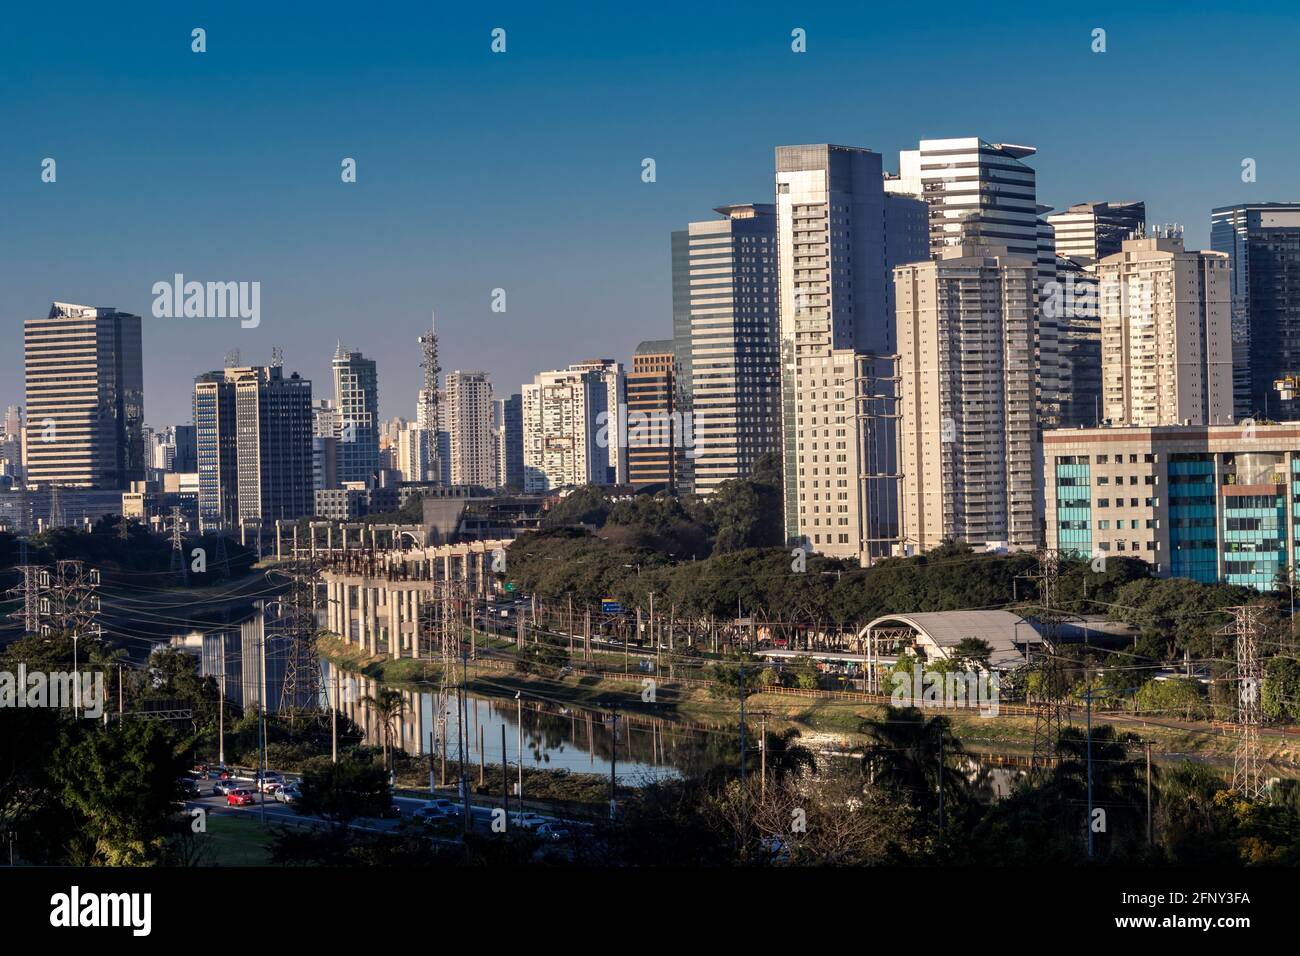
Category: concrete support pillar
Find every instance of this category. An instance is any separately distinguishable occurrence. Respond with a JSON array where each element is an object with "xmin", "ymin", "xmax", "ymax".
[
  {"xmin": 367, "ymin": 587, "xmax": 379, "ymax": 655},
  {"xmin": 341, "ymin": 582, "xmax": 353, "ymax": 644},
  {"xmin": 389, "ymin": 590, "xmax": 401, "ymax": 660}
]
